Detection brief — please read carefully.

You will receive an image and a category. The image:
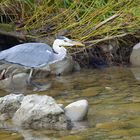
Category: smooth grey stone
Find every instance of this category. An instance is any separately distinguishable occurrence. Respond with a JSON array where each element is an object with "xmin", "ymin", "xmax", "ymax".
[{"xmin": 64, "ymin": 100, "xmax": 88, "ymax": 121}]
